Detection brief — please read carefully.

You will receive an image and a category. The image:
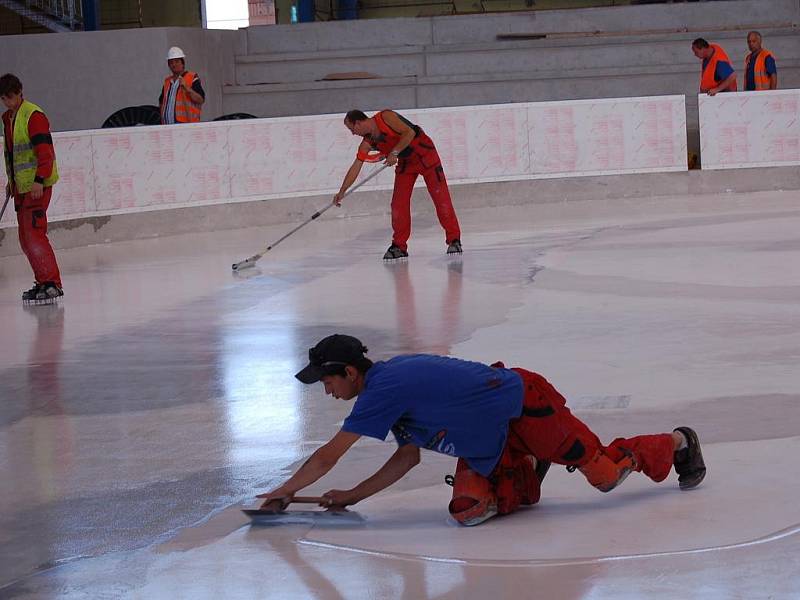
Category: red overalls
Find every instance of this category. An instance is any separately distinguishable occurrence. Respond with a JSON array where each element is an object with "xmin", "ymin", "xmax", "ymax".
[
  {"xmin": 449, "ymin": 366, "xmax": 675, "ymax": 525},
  {"xmin": 364, "ymin": 111, "xmax": 461, "ymax": 251},
  {"xmin": 506, "ymin": 368, "xmax": 674, "ymax": 481},
  {"xmin": 3, "ymin": 109, "xmax": 62, "ymax": 288}
]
